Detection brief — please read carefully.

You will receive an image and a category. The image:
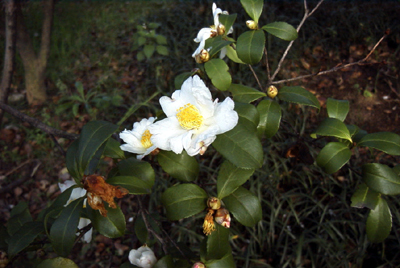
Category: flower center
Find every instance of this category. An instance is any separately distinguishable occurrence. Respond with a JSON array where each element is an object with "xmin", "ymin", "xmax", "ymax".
[
  {"xmin": 140, "ymin": 130, "xmax": 153, "ymax": 149},
  {"xmin": 176, "ymin": 104, "xmax": 203, "ymax": 130}
]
